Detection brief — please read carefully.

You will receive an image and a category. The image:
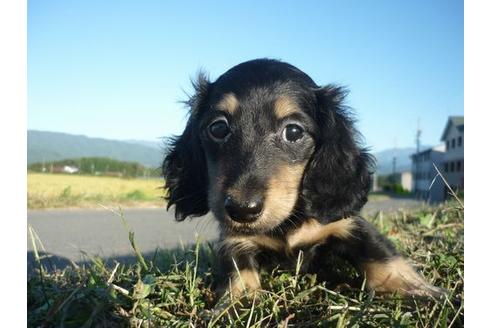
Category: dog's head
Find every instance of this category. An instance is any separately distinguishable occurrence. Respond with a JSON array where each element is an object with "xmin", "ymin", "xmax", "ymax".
[{"xmin": 163, "ymin": 59, "xmax": 374, "ymax": 234}]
